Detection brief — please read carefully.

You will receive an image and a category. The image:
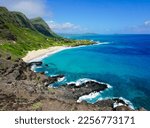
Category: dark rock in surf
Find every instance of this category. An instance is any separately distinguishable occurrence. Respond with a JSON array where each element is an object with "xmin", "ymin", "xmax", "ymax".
[
  {"xmin": 113, "ymin": 98, "xmax": 127, "ymax": 105},
  {"xmin": 28, "ymin": 61, "xmax": 43, "ymax": 67},
  {"xmin": 60, "ymin": 80, "xmax": 108, "ymax": 100},
  {"xmin": 38, "ymin": 74, "xmax": 65, "ymax": 87}
]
